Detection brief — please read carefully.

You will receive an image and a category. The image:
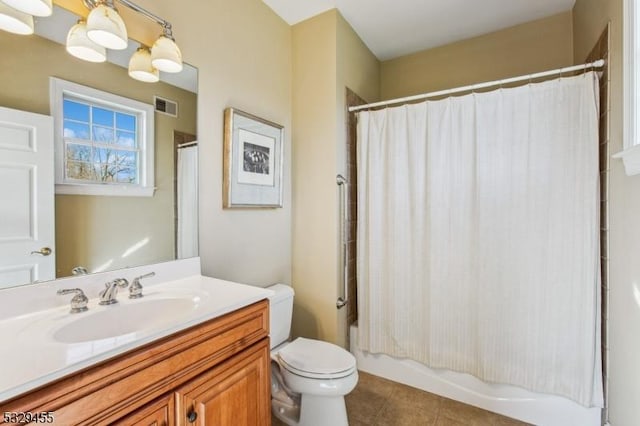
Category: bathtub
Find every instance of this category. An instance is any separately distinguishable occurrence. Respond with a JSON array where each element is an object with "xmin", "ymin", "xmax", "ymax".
[{"xmin": 349, "ymin": 325, "xmax": 601, "ymax": 426}]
